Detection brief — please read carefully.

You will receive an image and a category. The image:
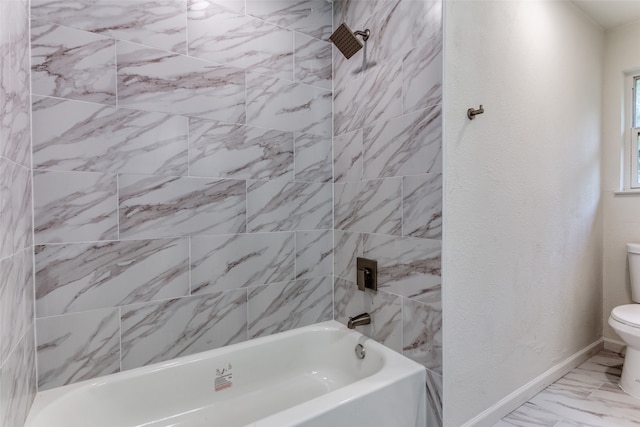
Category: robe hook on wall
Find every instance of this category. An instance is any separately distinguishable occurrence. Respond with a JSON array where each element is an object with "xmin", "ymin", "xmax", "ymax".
[{"xmin": 467, "ymin": 105, "xmax": 484, "ymax": 120}]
